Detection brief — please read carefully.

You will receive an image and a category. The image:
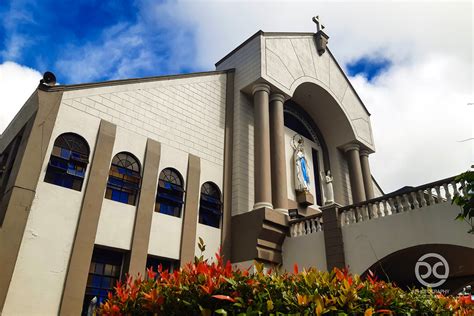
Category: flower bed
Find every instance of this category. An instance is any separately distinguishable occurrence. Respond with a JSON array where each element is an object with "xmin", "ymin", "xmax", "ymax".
[{"xmin": 99, "ymin": 252, "xmax": 473, "ymax": 315}]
